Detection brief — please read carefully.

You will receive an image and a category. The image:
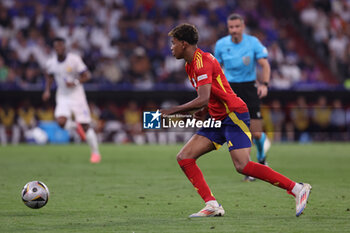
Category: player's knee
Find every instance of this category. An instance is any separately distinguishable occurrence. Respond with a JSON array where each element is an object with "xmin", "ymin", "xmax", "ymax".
[
  {"xmin": 176, "ymin": 151, "xmax": 193, "ymax": 161},
  {"xmin": 235, "ymin": 165, "xmax": 244, "ymax": 174},
  {"xmin": 176, "ymin": 152, "xmax": 185, "ymax": 161},
  {"xmin": 57, "ymin": 121, "xmax": 65, "ymax": 128},
  {"xmin": 81, "ymin": 123, "xmax": 89, "ymax": 132},
  {"xmin": 234, "ymin": 161, "xmax": 249, "ymax": 174},
  {"xmin": 56, "ymin": 117, "xmax": 67, "ymax": 128}
]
